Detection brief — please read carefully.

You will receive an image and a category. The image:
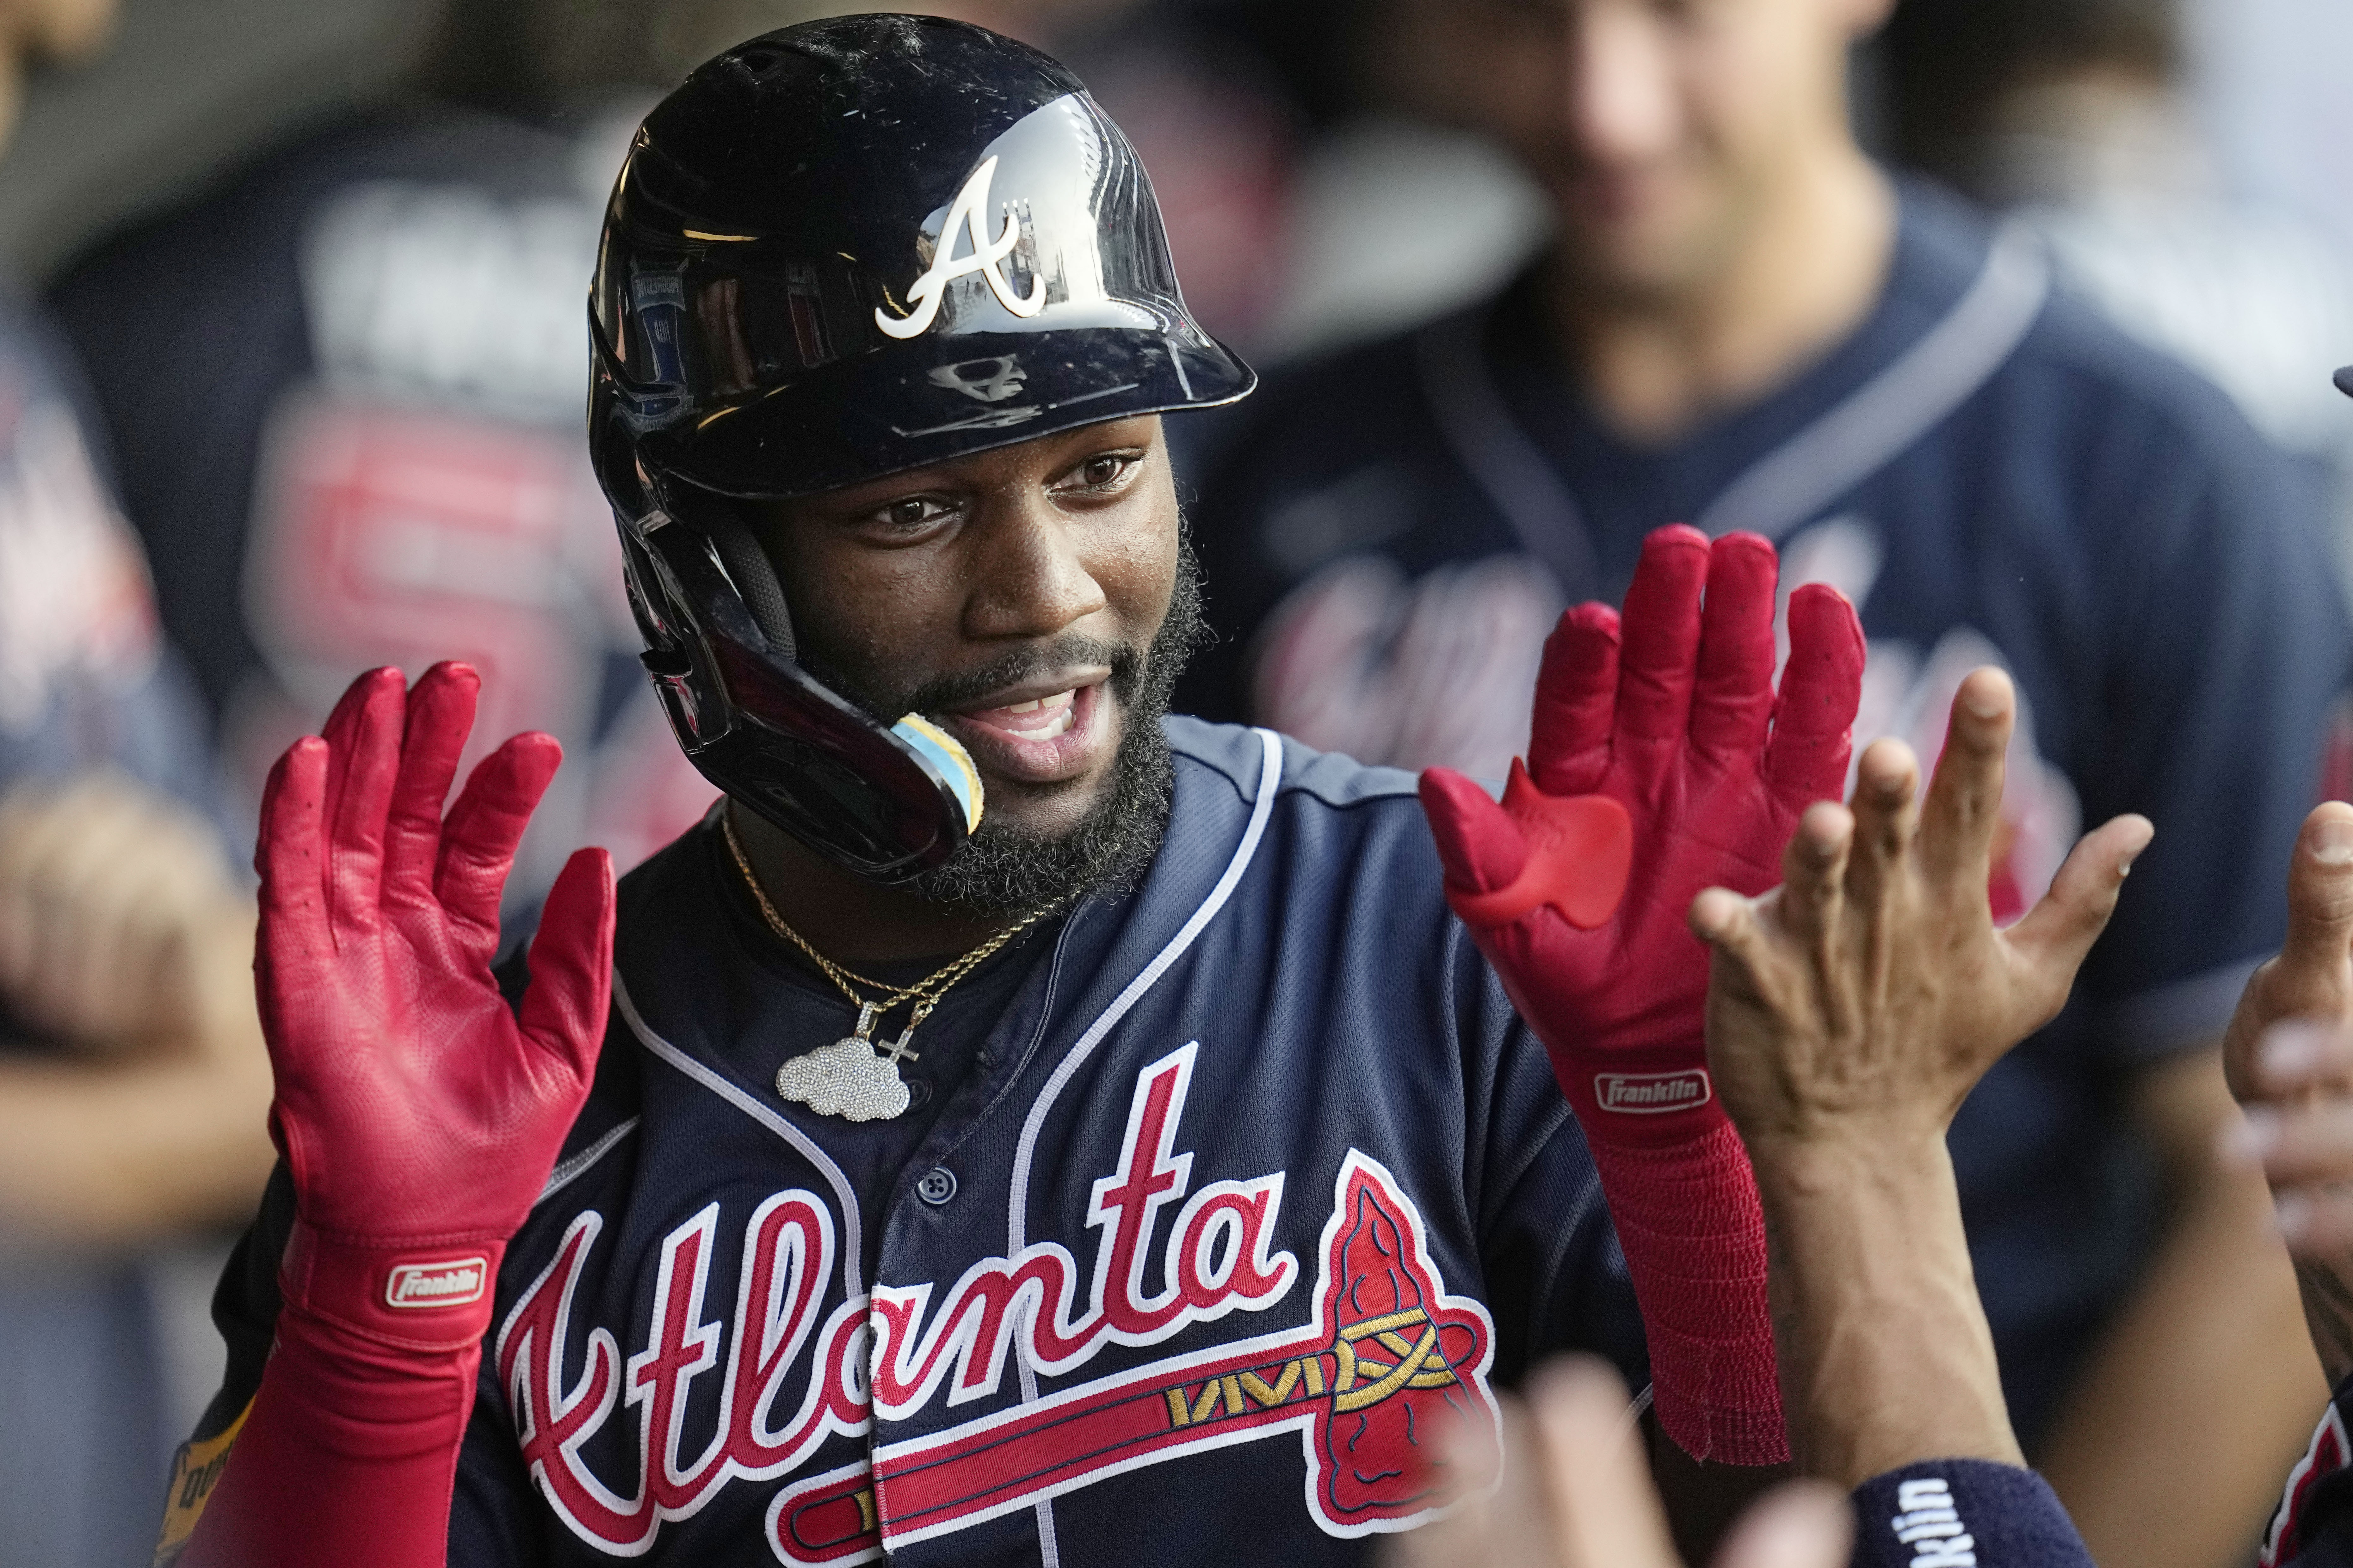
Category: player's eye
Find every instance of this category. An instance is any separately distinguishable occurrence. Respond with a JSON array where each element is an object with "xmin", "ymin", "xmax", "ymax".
[
  {"xmin": 862, "ymin": 494, "xmax": 959, "ymax": 536},
  {"xmin": 1056, "ymin": 450, "xmax": 1142, "ymax": 495}
]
